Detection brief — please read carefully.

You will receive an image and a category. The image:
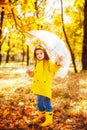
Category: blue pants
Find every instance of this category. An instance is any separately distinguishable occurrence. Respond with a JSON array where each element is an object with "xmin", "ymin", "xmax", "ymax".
[{"xmin": 37, "ymin": 95, "xmax": 52, "ymax": 112}]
